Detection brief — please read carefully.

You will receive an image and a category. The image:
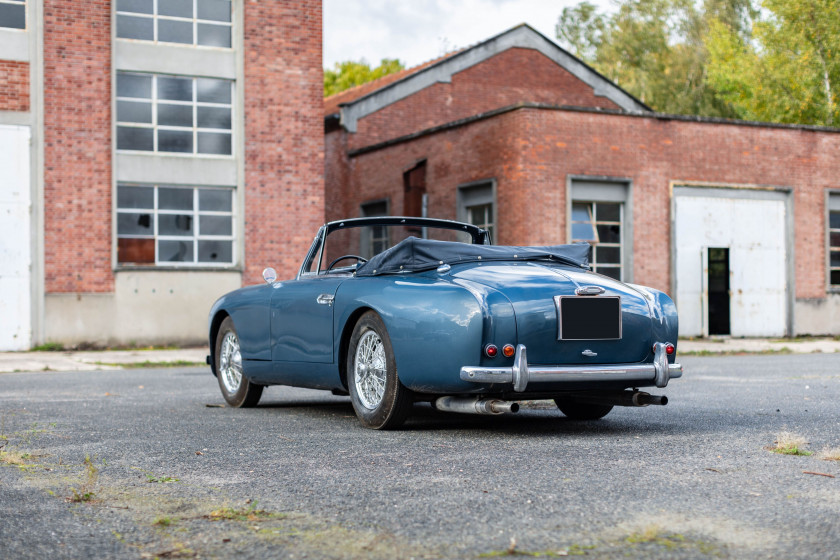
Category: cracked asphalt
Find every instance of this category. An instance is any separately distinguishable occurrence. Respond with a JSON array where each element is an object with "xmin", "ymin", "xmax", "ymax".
[{"xmin": 1, "ymin": 353, "xmax": 839, "ymax": 559}]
